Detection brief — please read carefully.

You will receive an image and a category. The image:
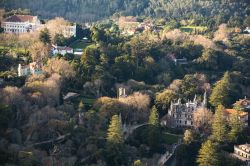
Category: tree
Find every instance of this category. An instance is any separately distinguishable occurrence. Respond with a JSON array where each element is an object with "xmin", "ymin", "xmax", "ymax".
[
  {"xmin": 45, "ymin": 17, "xmax": 71, "ymax": 38},
  {"xmin": 78, "ymin": 100, "xmax": 85, "ymax": 112},
  {"xmin": 155, "ymin": 89, "xmax": 177, "ymax": 116},
  {"xmin": 107, "ymin": 115, "xmax": 124, "ymax": 144},
  {"xmin": 147, "ymin": 106, "xmax": 161, "ymax": 152},
  {"xmin": 183, "ymin": 129, "xmax": 194, "ymax": 144},
  {"xmin": 29, "ymin": 41, "xmax": 49, "ymax": 62},
  {"xmin": 39, "ymin": 28, "xmax": 51, "ymax": 44},
  {"xmin": 244, "ymin": 16, "xmax": 250, "ymax": 27},
  {"xmin": 149, "ymin": 106, "xmax": 159, "ymax": 126},
  {"xmin": 119, "ymin": 92, "xmax": 150, "ymax": 124},
  {"xmin": 133, "ymin": 160, "xmax": 142, "ymax": 166},
  {"xmin": 228, "ymin": 110, "xmax": 244, "ymax": 142},
  {"xmin": 212, "ymin": 105, "xmax": 227, "ymax": 143},
  {"xmin": 78, "ymin": 100, "xmax": 85, "ymax": 125},
  {"xmin": 193, "ymin": 108, "xmax": 213, "ymax": 137},
  {"xmin": 197, "ymin": 140, "xmax": 220, "ymax": 166},
  {"xmin": 209, "ymin": 72, "xmax": 232, "ymax": 107},
  {"xmin": 106, "ymin": 115, "xmax": 125, "ymax": 166},
  {"xmin": 53, "ymin": 33, "xmax": 66, "ymax": 45},
  {"xmin": 43, "ymin": 58, "xmax": 75, "ymax": 79}
]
